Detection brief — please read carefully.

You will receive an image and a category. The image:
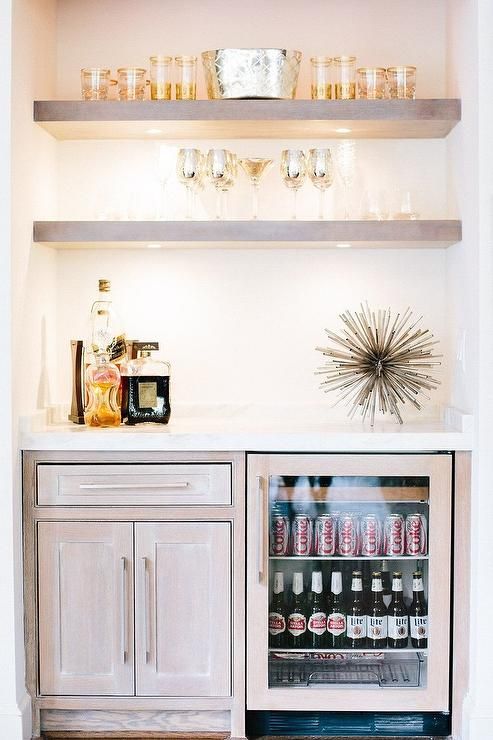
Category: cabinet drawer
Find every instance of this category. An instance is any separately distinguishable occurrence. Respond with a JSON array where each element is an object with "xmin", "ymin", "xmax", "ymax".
[{"xmin": 37, "ymin": 463, "xmax": 232, "ymax": 506}]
